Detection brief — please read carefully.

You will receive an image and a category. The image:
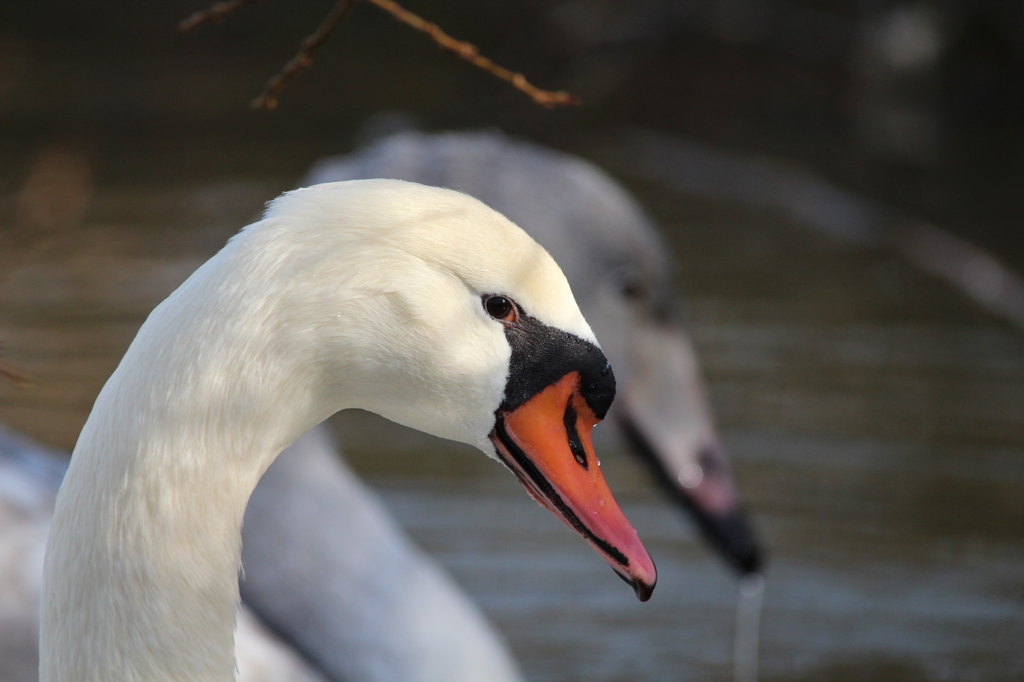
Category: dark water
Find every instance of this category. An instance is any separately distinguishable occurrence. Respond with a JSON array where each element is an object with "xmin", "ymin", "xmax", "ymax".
[{"xmin": 2, "ymin": 173, "xmax": 1023, "ymax": 681}]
